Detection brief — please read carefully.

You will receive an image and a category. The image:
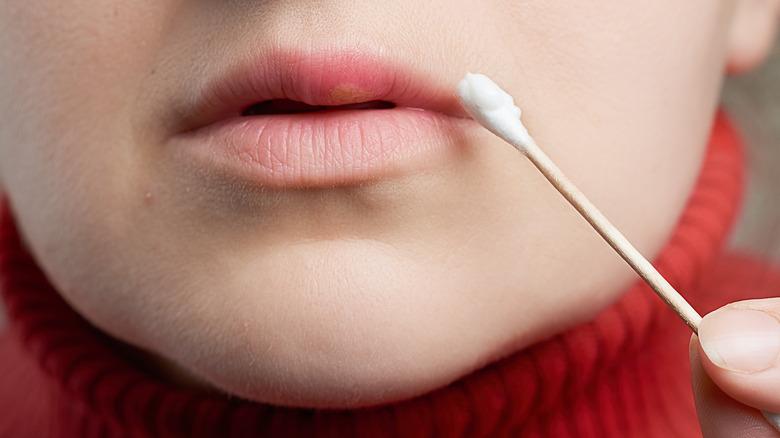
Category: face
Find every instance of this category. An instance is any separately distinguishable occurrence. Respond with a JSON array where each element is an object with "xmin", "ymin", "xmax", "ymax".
[{"xmin": 0, "ymin": 0, "xmax": 748, "ymax": 408}]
